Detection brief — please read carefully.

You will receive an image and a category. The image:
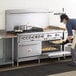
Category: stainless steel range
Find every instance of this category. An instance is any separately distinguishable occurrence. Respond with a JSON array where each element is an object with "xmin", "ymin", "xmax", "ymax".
[{"xmin": 15, "ymin": 30, "xmax": 64, "ymax": 66}]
